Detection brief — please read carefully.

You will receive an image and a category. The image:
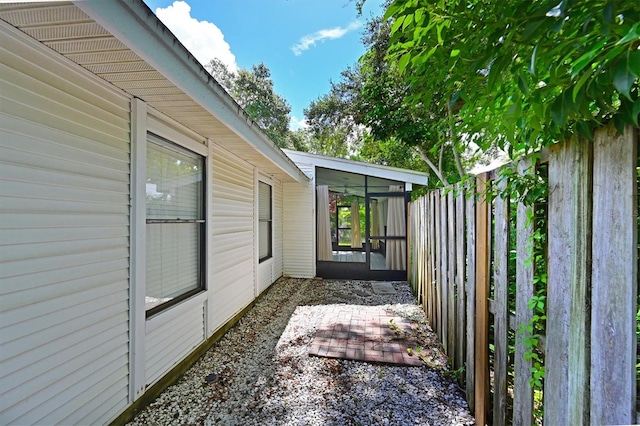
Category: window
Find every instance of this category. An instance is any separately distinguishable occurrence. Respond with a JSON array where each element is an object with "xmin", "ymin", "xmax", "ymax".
[
  {"xmin": 145, "ymin": 134, "xmax": 205, "ymax": 315},
  {"xmin": 258, "ymin": 181, "xmax": 272, "ymax": 262}
]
